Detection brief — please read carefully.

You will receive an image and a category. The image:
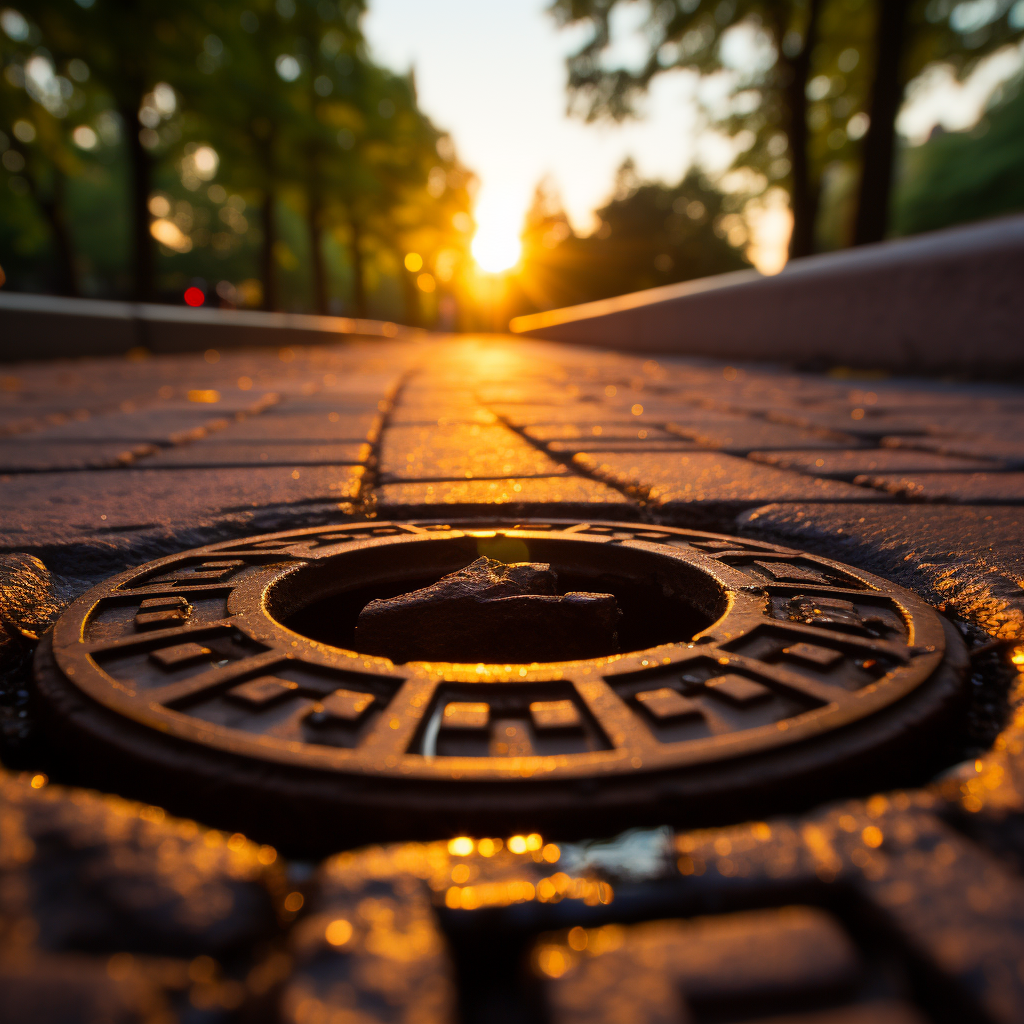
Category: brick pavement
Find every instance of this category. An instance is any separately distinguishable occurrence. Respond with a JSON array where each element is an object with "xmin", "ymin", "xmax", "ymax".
[
  {"xmin": 4, "ymin": 335, "xmax": 1023, "ymax": 588},
  {"xmin": 4, "ymin": 333, "xmax": 1024, "ymax": 1023}
]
